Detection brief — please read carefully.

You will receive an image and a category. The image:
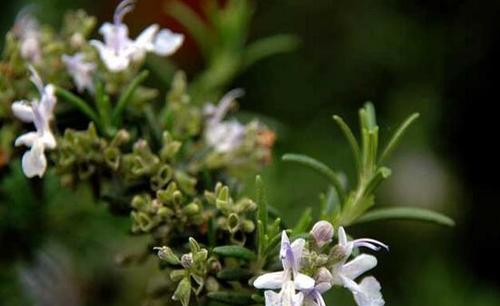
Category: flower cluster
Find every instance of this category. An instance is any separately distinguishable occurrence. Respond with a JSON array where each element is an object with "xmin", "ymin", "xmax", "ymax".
[{"xmin": 254, "ymin": 222, "xmax": 387, "ymax": 306}]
